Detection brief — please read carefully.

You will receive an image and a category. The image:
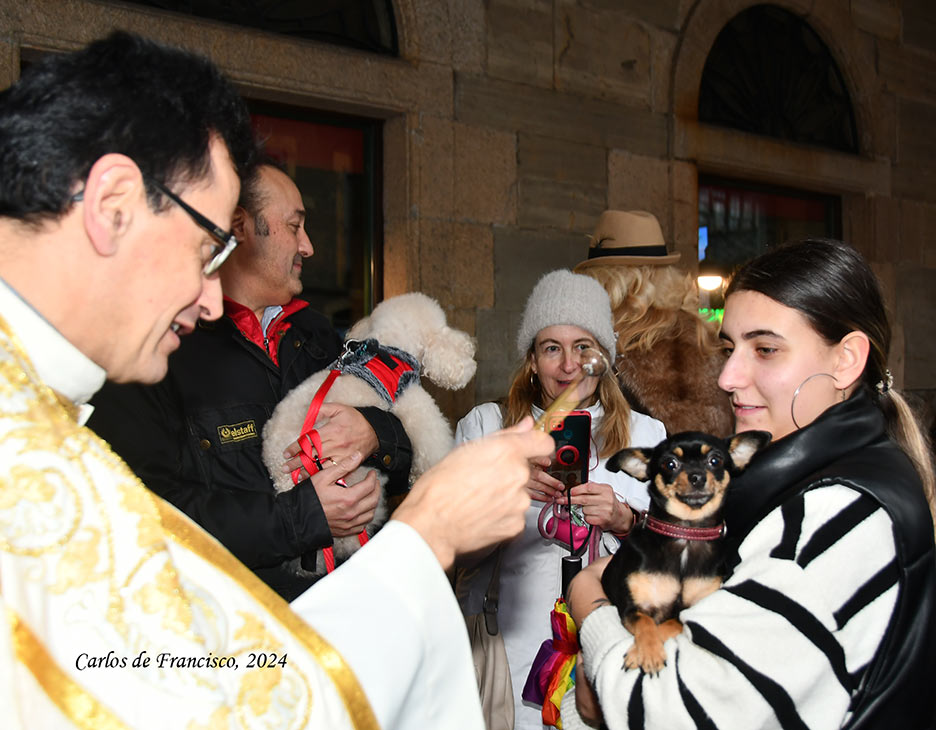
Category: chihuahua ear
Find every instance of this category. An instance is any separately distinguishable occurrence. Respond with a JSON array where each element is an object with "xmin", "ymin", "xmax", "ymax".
[
  {"xmin": 728, "ymin": 430, "xmax": 772, "ymax": 470},
  {"xmin": 607, "ymin": 447, "xmax": 652, "ymax": 480}
]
